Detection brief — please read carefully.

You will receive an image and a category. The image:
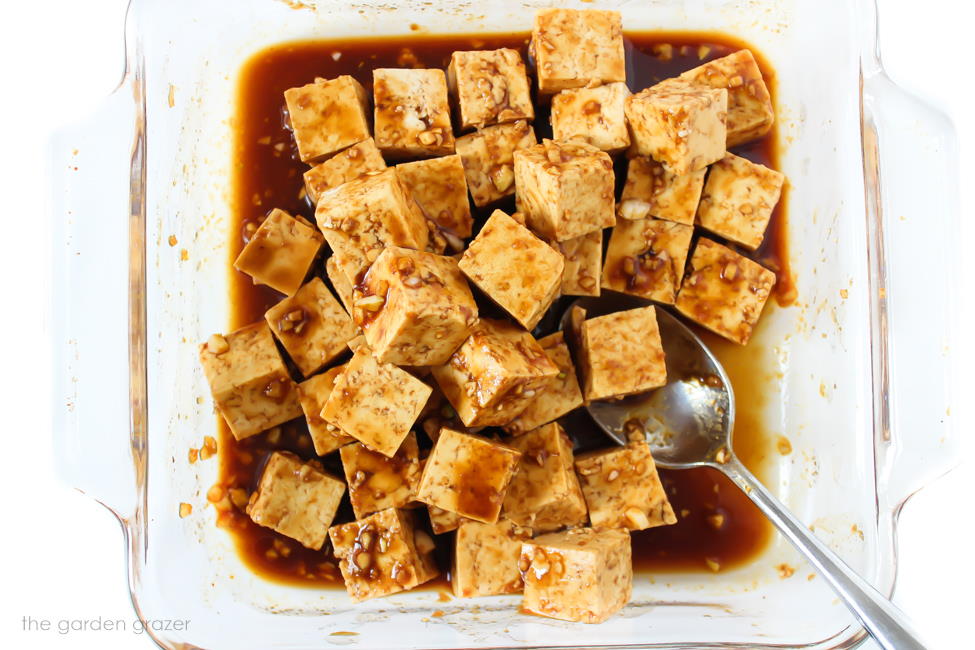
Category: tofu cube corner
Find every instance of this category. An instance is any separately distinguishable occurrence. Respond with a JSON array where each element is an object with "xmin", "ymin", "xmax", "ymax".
[
  {"xmin": 455, "ymin": 120, "xmax": 537, "ymax": 207},
  {"xmin": 340, "ymin": 432, "xmax": 422, "ymax": 520},
  {"xmin": 373, "ymin": 68, "xmax": 455, "ymax": 159},
  {"xmin": 283, "ymin": 75, "xmax": 371, "ymax": 164},
  {"xmin": 453, "ymin": 518, "xmax": 533, "ymax": 597},
  {"xmin": 447, "ymin": 48, "xmax": 534, "ymax": 130},
  {"xmin": 551, "ymin": 82, "xmax": 631, "ymax": 153},
  {"xmin": 579, "ymin": 305, "xmax": 667, "ymax": 401},
  {"xmin": 601, "ymin": 217, "xmax": 694, "ymax": 305},
  {"xmin": 530, "ymin": 8, "xmax": 626, "ymax": 94},
  {"xmin": 233, "ymin": 208, "xmax": 324, "ymax": 297},
  {"xmin": 696, "ymin": 152, "xmax": 785, "ymax": 250}
]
